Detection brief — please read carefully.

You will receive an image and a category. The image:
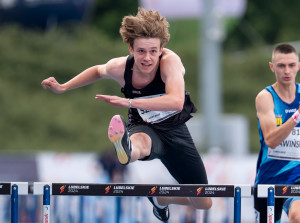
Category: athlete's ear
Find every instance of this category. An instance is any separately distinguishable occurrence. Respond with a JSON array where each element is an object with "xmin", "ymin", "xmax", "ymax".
[
  {"xmin": 269, "ymin": 62, "xmax": 274, "ymax": 72},
  {"xmin": 159, "ymin": 46, "xmax": 163, "ymax": 56},
  {"xmin": 128, "ymin": 45, "xmax": 133, "ymax": 55}
]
